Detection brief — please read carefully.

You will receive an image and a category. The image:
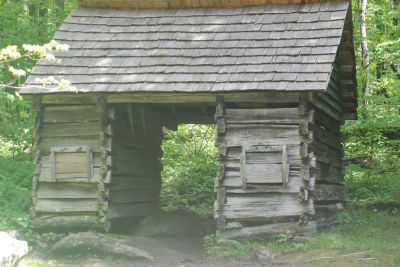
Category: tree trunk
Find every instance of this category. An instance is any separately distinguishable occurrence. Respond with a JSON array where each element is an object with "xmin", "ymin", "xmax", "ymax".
[{"xmin": 358, "ymin": 0, "xmax": 370, "ymax": 117}]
